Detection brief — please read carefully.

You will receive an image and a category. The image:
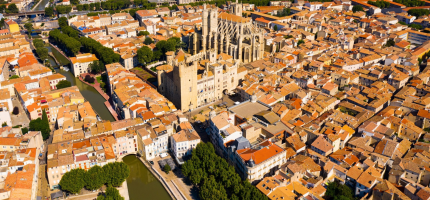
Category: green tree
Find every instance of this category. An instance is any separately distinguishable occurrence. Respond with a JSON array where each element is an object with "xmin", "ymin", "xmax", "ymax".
[
  {"xmin": 386, "ymin": 39, "xmax": 395, "ymax": 47},
  {"xmin": 85, "ymin": 165, "xmax": 105, "ymax": 191},
  {"xmin": 297, "ymin": 39, "xmax": 304, "ymax": 46},
  {"xmin": 7, "ymin": 4, "xmax": 18, "ymax": 13},
  {"xmin": 59, "ymin": 168, "xmax": 86, "ymax": 194},
  {"xmin": 97, "ymin": 187, "xmax": 124, "ymax": 200},
  {"xmin": 324, "ymin": 181, "xmax": 354, "ymax": 200},
  {"xmin": 200, "ymin": 176, "xmax": 228, "ymax": 200},
  {"xmin": 408, "ymin": 8, "xmax": 430, "ymax": 17},
  {"xmin": 137, "ymin": 46, "xmax": 153, "ymax": 65},
  {"xmin": 152, "ymin": 50, "xmax": 162, "ymax": 61},
  {"xmin": 56, "ymin": 5, "xmax": 72, "ymax": 14},
  {"xmin": 138, "ymin": 31, "xmax": 149, "ymax": 36},
  {"xmin": 274, "ymin": 25, "xmax": 278, "ymax": 31},
  {"xmin": 1, "ymin": 122, "xmax": 7, "ymax": 127},
  {"xmin": 163, "ymin": 164, "xmax": 171, "ymax": 174},
  {"xmin": 77, "ymin": 4, "xmax": 83, "ymax": 11},
  {"xmin": 409, "ymin": 23, "xmax": 423, "ymax": 30},
  {"xmin": 45, "ymin": 7, "xmax": 54, "ymax": 17},
  {"xmin": 9, "ymin": 75, "xmax": 19, "ymax": 80},
  {"xmin": 56, "ymin": 80, "xmax": 72, "ymax": 89},
  {"xmin": 29, "ymin": 112, "xmax": 50, "ymax": 140},
  {"xmin": 0, "ymin": 5, "xmax": 6, "ymax": 14},
  {"xmin": 352, "ymin": 5, "xmax": 364, "ymax": 13},
  {"xmin": 36, "ymin": 47, "xmax": 48, "ymax": 61},
  {"xmin": 79, "ymin": 37, "xmax": 120, "ymax": 64},
  {"xmin": 89, "ymin": 60, "xmax": 105, "ymax": 74},
  {"xmin": 49, "ymin": 29, "xmax": 81, "ymax": 56},
  {"xmin": 58, "ymin": 17, "xmax": 68, "ymax": 28},
  {"xmin": 144, "ymin": 37, "xmax": 153, "ymax": 45},
  {"xmin": 41, "ymin": 109, "xmax": 50, "ymax": 139},
  {"xmin": 102, "ymin": 162, "xmax": 130, "ymax": 187},
  {"xmin": 24, "ymin": 23, "xmax": 33, "ymax": 37},
  {"xmin": 83, "ymin": 4, "xmax": 89, "ymax": 10},
  {"xmin": 21, "ymin": 127, "xmax": 28, "ymax": 134},
  {"xmin": 33, "ymin": 39, "xmax": 45, "ymax": 49},
  {"xmin": 182, "ymin": 142, "xmax": 267, "ymax": 200},
  {"xmin": 0, "ymin": 18, "xmax": 5, "ymax": 28},
  {"xmin": 71, "ymin": 0, "xmax": 79, "ymax": 4}
]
